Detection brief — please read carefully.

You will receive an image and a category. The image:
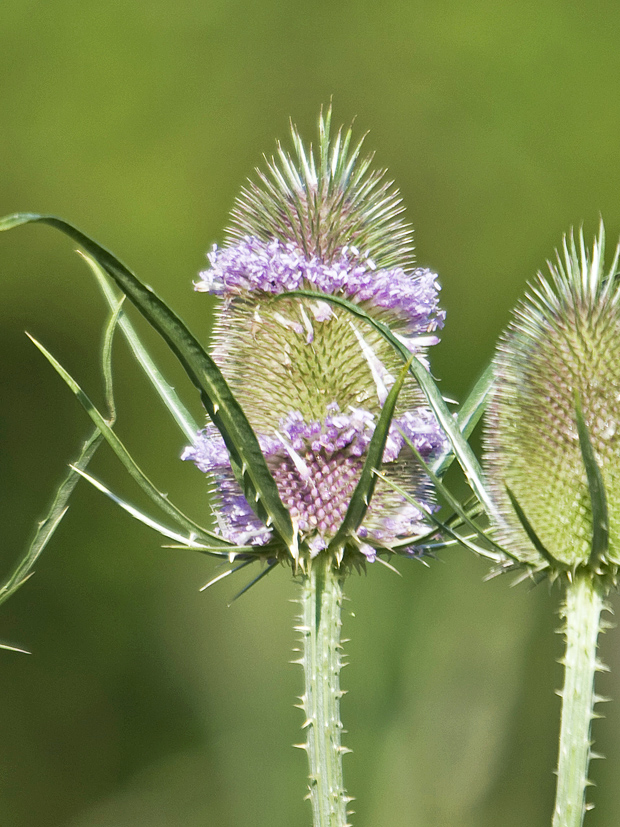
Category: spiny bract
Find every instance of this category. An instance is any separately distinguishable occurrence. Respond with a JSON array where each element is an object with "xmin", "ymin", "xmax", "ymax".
[{"xmin": 183, "ymin": 109, "xmax": 447, "ymax": 570}]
